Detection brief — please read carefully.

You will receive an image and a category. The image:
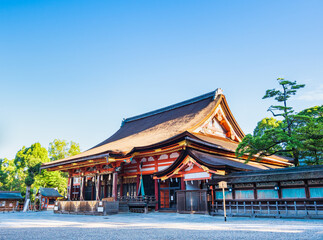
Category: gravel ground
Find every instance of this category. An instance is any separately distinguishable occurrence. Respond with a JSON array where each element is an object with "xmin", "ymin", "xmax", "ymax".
[{"xmin": 0, "ymin": 211, "xmax": 323, "ymax": 240}]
